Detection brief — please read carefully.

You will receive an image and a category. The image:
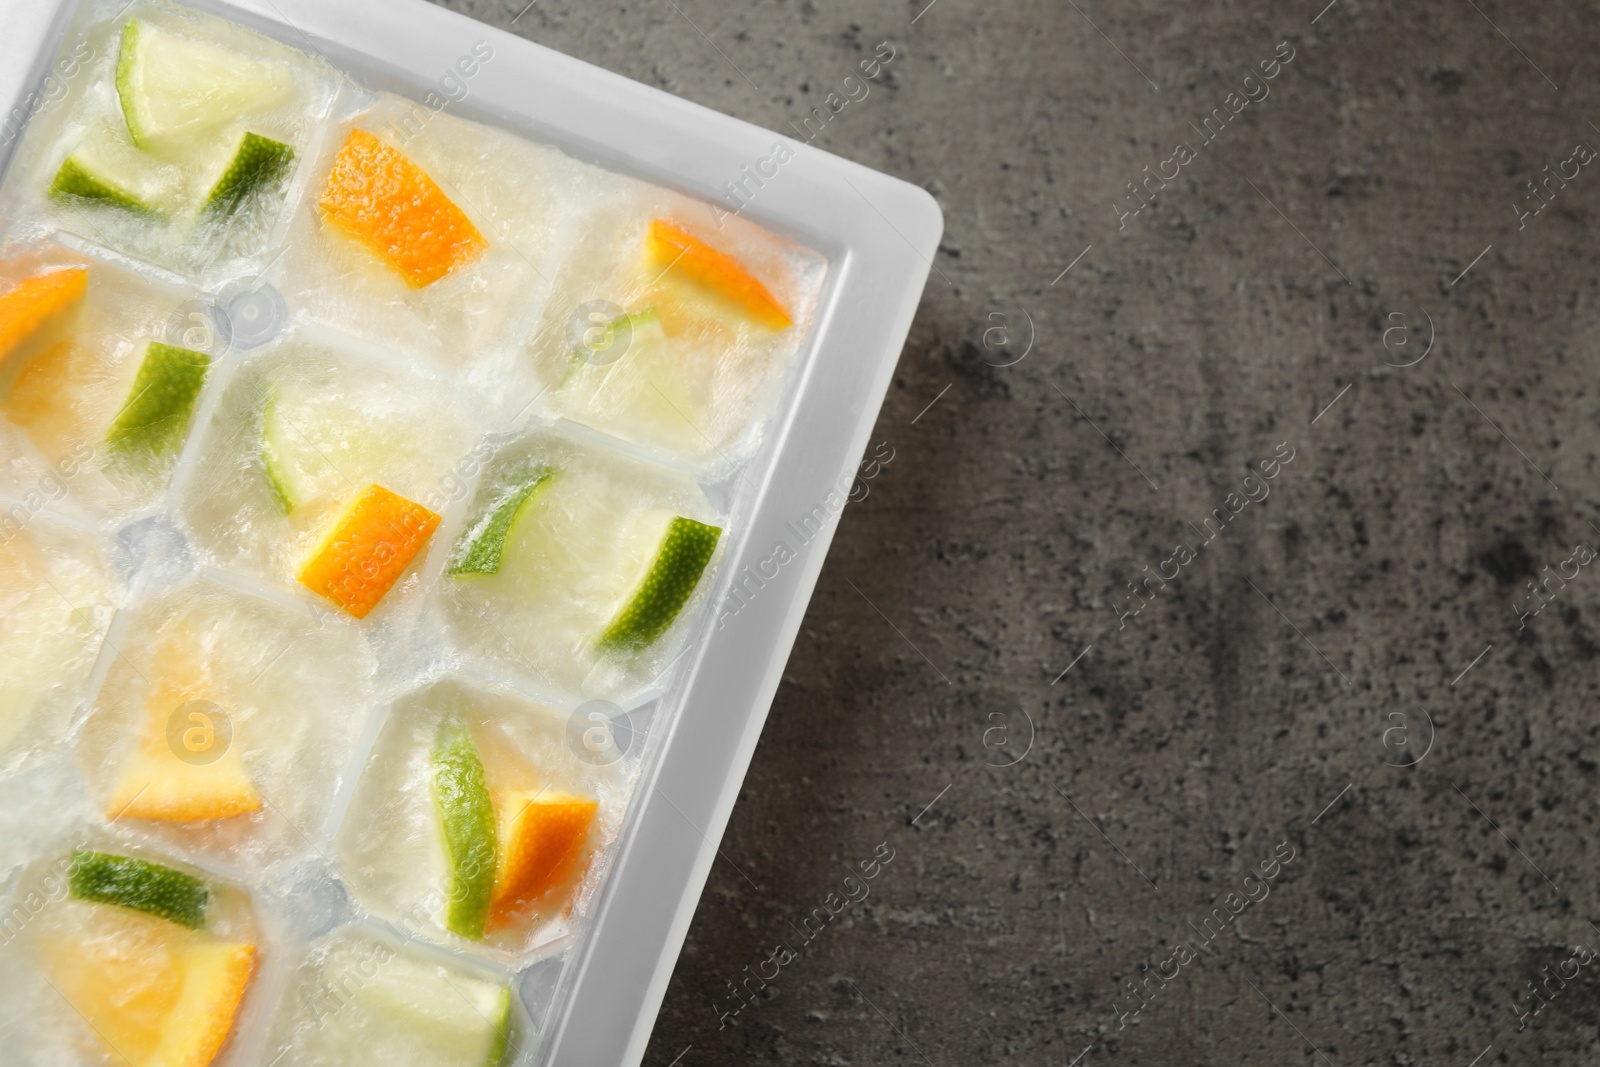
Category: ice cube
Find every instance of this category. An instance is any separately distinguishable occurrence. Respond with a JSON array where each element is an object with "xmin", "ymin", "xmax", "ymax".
[
  {"xmin": 264, "ymin": 924, "xmax": 519, "ymax": 1067},
  {"xmin": 529, "ymin": 196, "xmax": 826, "ymax": 469},
  {"xmin": 429, "ymin": 426, "xmax": 724, "ymax": 700},
  {"xmin": 0, "ymin": 842, "xmax": 262, "ymax": 1067},
  {"xmin": 75, "ymin": 572, "xmax": 377, "ymax": 870},
  {"xmin": 1, "ymin": 2, "xmax": 339, "ymax": 284},
  {"xmin": 0, "ymin": 246, "xmax": 217, "ymax": 521},
  {"xmin": 335, "ymin": 674, "xmax": 634, "ymax": 960},
  {"xmin": 276, "ymin": 96, "xmax": 612, "ymax": 402},
  {"xmin": 175, "ymin": 328, "xmax": 475, "ymax": 610}
]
